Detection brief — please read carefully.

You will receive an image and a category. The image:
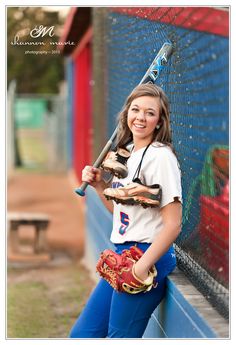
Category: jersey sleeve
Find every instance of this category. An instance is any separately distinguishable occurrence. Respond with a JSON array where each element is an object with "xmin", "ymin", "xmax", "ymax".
[{"xmin": 153, "ymin": 148, "xmax": 182, "ymax": 208}]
